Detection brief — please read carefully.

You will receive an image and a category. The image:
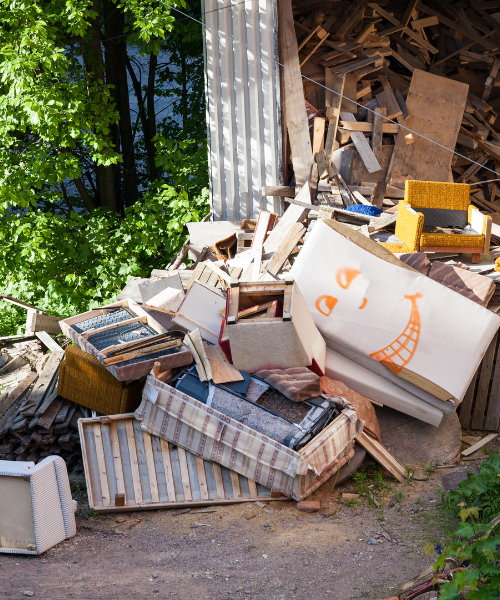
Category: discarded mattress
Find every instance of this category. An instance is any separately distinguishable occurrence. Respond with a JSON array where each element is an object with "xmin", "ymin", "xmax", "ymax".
[
  {"xmin": 0, "ymin": 456, "xmax": 76, "ymax": 555},
  {"xmin": 291, "ymin": 219, "xmax": 500, "ymax": 404},
  {"xmin": 135, "ymin": 372, "xmax": 362, "ymax": 501},
  {"xmin": 325, "ymin": 347, "xmax": 444, "ymax": 427}
]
